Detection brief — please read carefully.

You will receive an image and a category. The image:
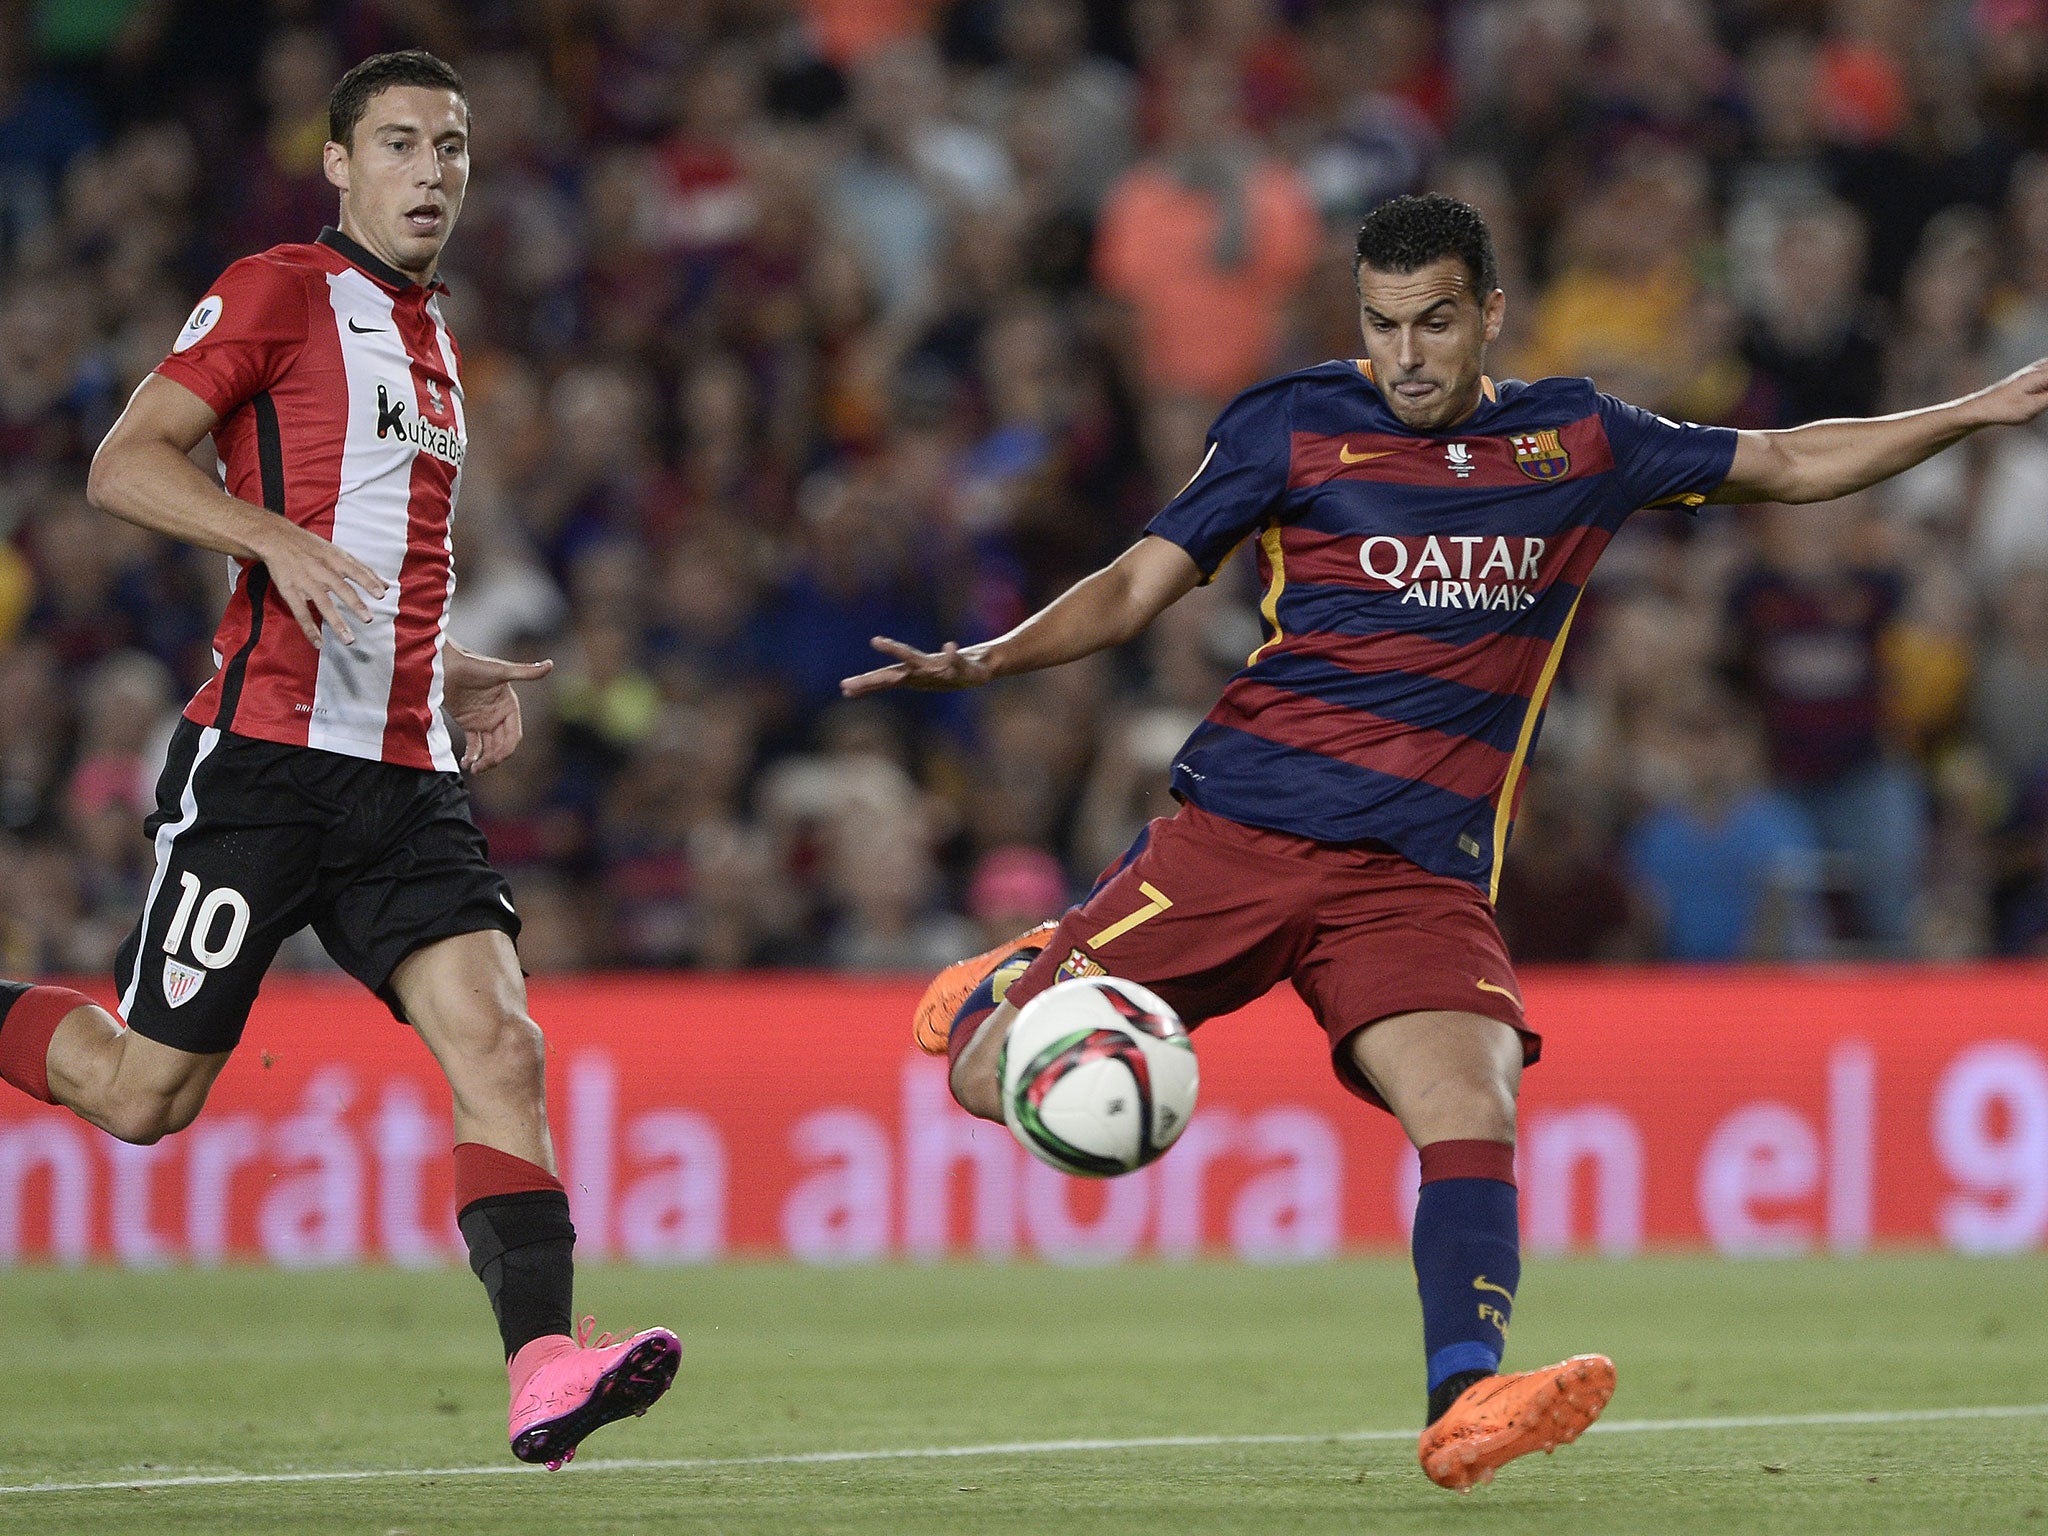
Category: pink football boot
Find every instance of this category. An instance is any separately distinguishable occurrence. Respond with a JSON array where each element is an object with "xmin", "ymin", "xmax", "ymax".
[{"xmin": 507, "ymin": 1316, "xmax": 681, "ymax": 1469}]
